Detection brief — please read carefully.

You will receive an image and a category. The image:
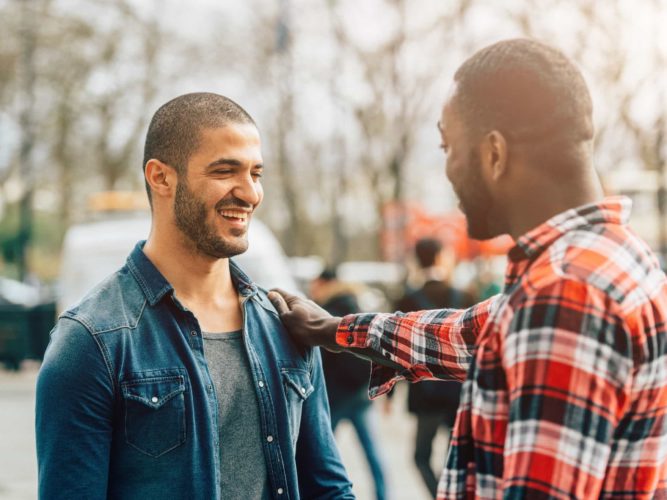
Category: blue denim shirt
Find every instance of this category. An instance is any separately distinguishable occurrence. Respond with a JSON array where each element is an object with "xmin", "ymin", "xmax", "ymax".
[{"xmin": 36, "ymin": 243, "xmax": 354, "ymax": 500}]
